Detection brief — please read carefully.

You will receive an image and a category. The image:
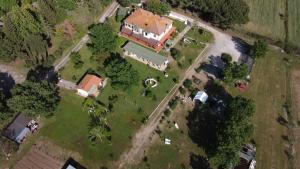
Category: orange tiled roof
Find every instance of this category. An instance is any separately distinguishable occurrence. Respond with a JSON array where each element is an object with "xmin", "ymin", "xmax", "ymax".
[
  {"xmin": 78, "ymin": 74, "xmax": 102, "ymax": 92},
  {"xmin": 124, "ymin": 8, "xmax": 172, "ymax": 35}
]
